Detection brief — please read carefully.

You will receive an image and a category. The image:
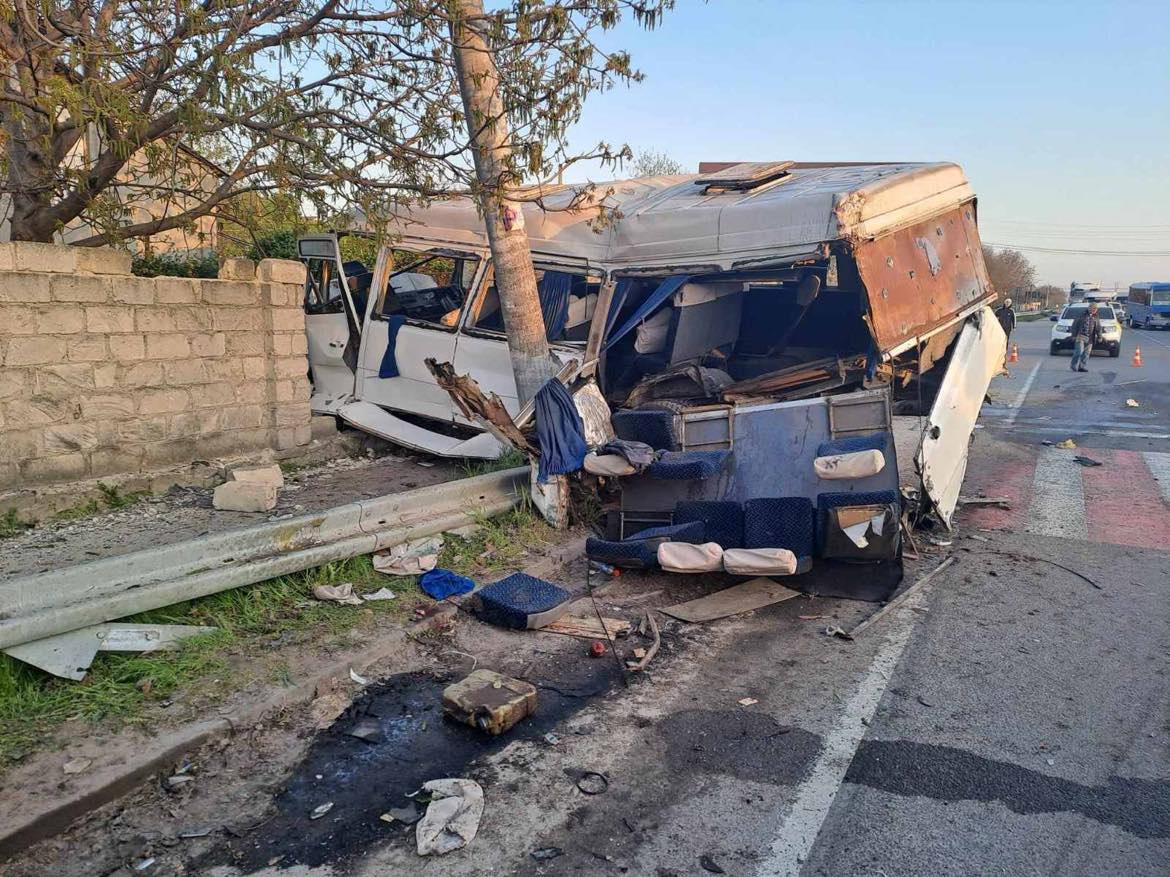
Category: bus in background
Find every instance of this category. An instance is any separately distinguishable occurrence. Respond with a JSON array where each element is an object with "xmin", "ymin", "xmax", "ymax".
[{"xmin": 1126, "ymin": 282, "xmax": 1170, "ymax": 330}]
